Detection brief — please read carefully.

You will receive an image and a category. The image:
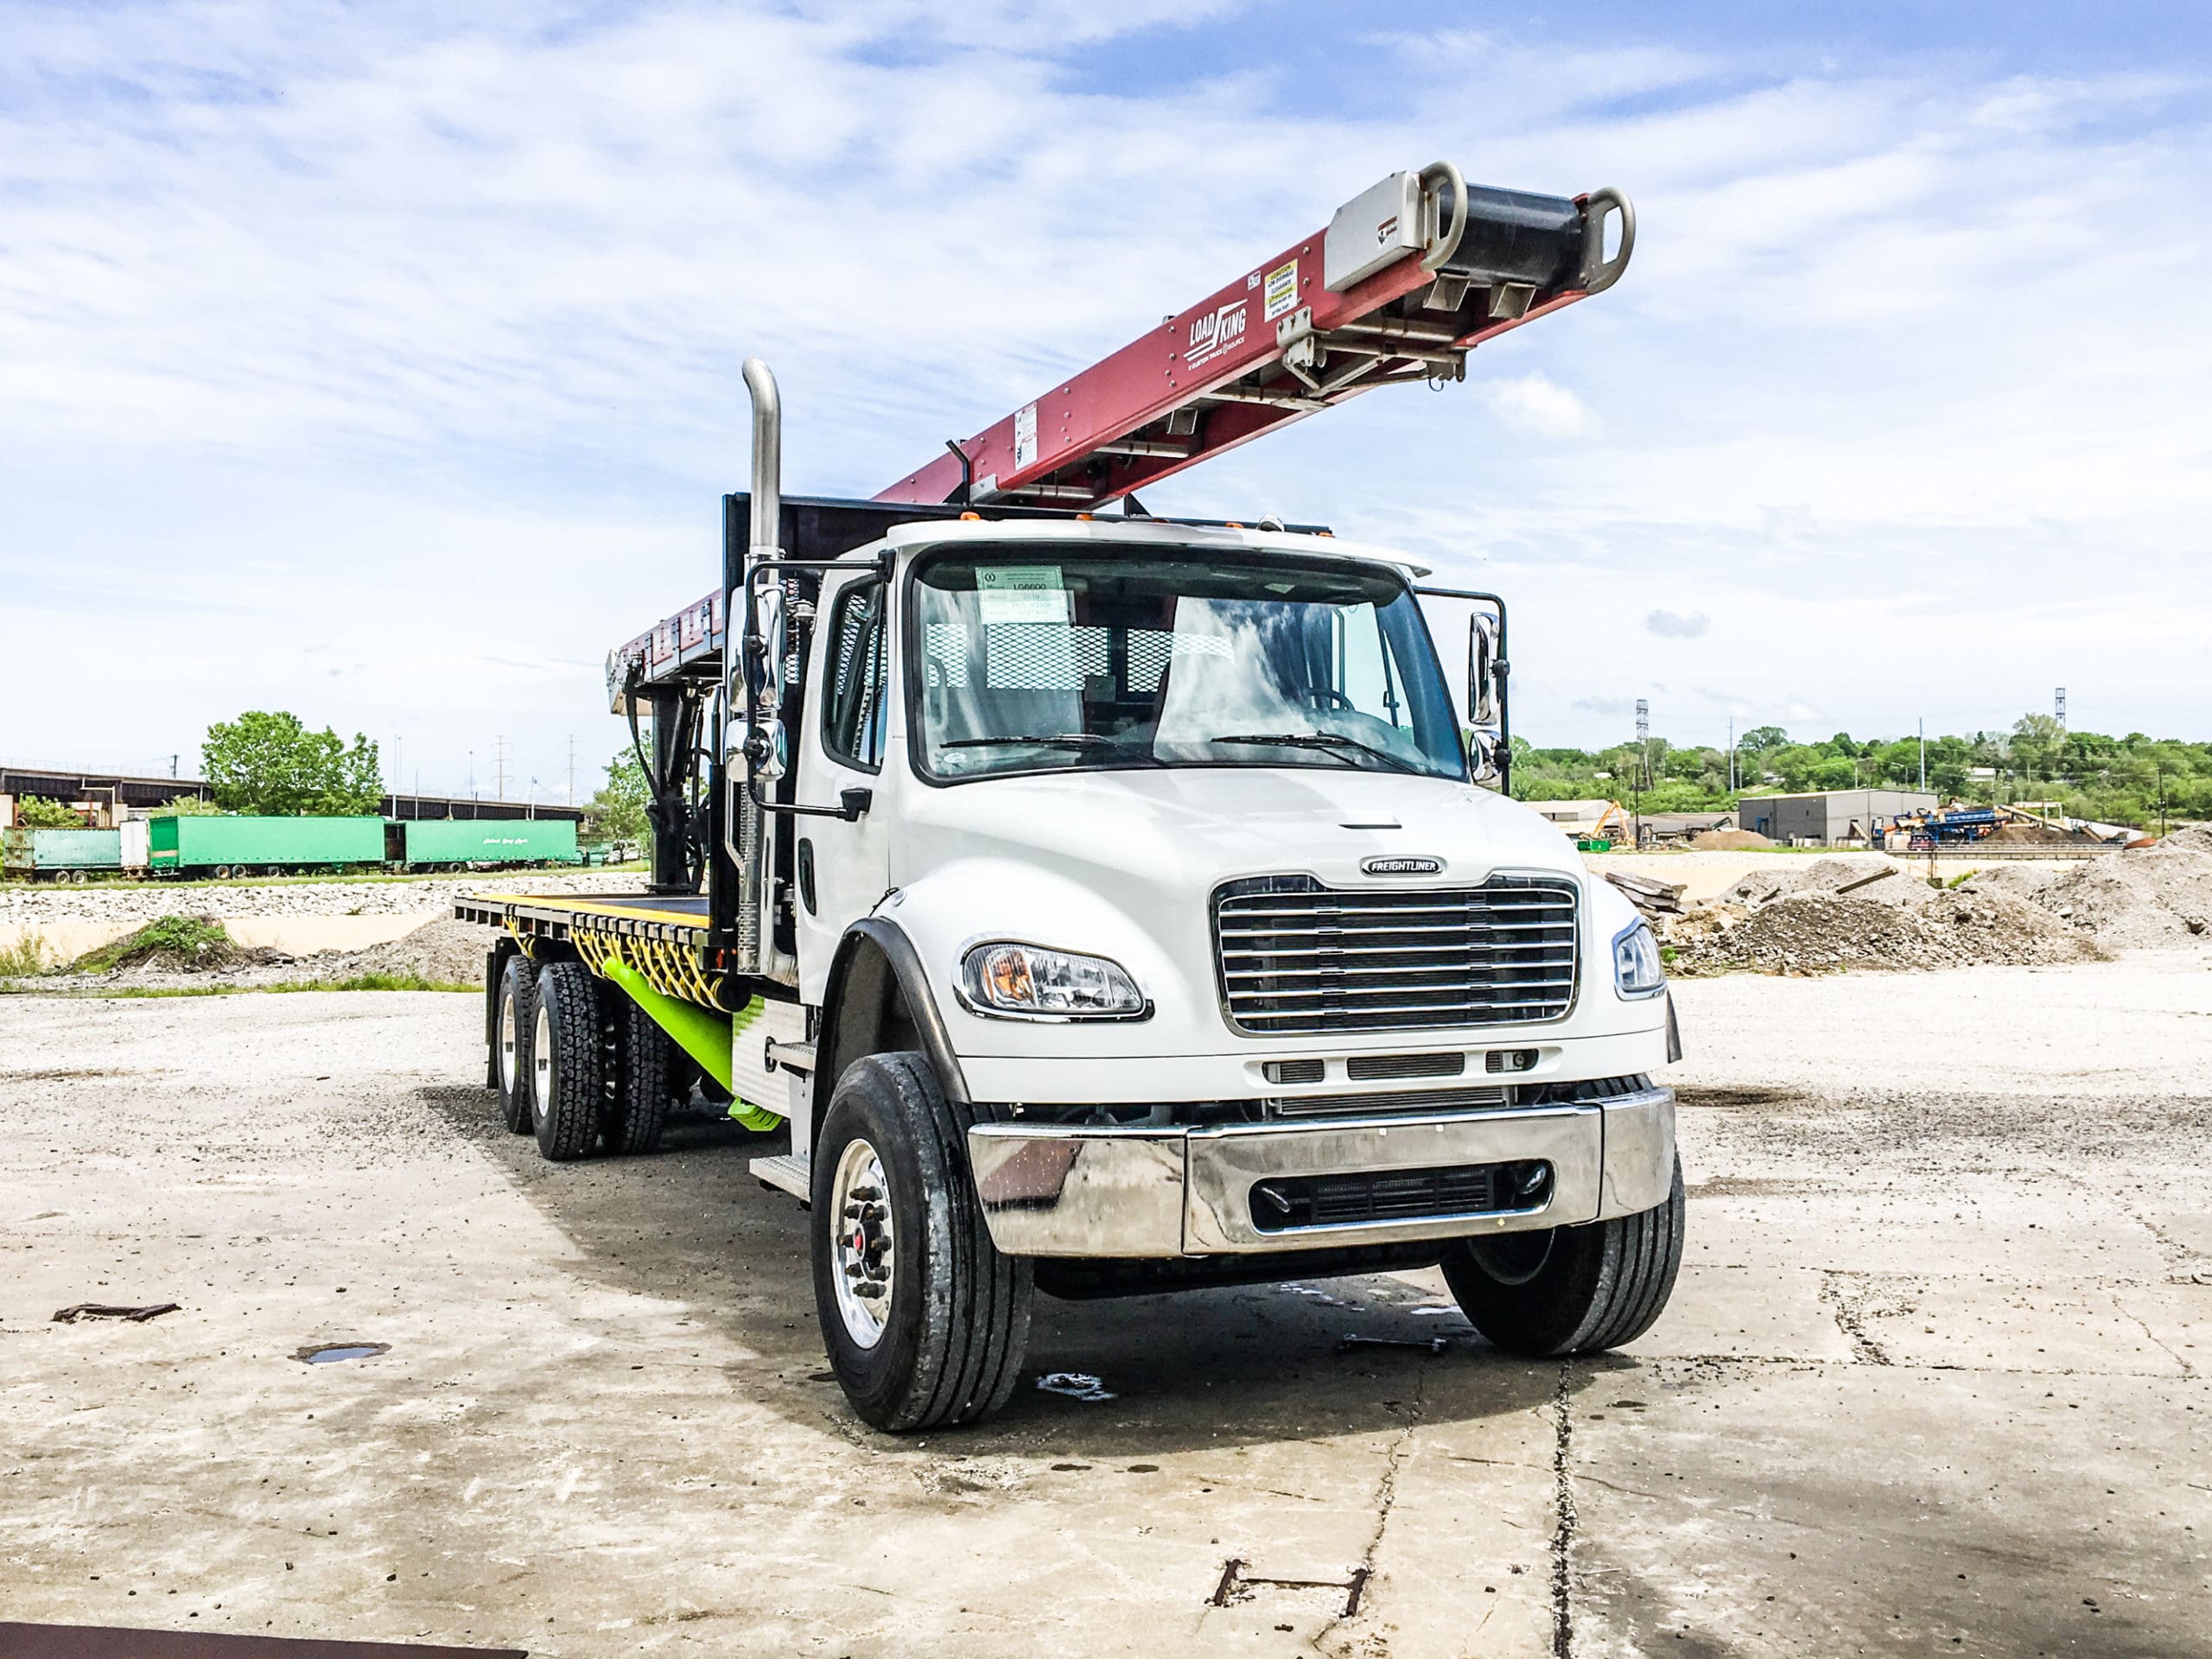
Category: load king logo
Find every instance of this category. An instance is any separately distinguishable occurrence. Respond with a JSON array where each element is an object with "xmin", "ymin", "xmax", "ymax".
[{"xmin": 1186, "ymin": 299, "xmax": 1249, "ymax": 369}]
